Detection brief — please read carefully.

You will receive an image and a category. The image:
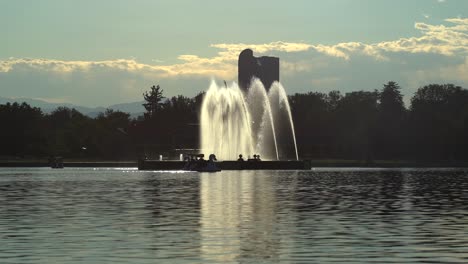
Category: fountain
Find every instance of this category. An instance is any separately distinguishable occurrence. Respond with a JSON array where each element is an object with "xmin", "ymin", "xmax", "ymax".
[
  {"xmin": 200, "ymin": 78, "xmax": 298, "ymax": 161},
  {"xmin": 200, "ymin": 81, "xmax": 255, "ymax": 160},
  {"xmin": 268, "ymin": 82, "xmax": 299, "ymax": 160},
  {"xmin": 138, "ymin": 49, "xmax": 311, "ymax": 170},
  {"xmin": 246, "ymin": 79, "xmax": 279, "ymax": 160}
]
